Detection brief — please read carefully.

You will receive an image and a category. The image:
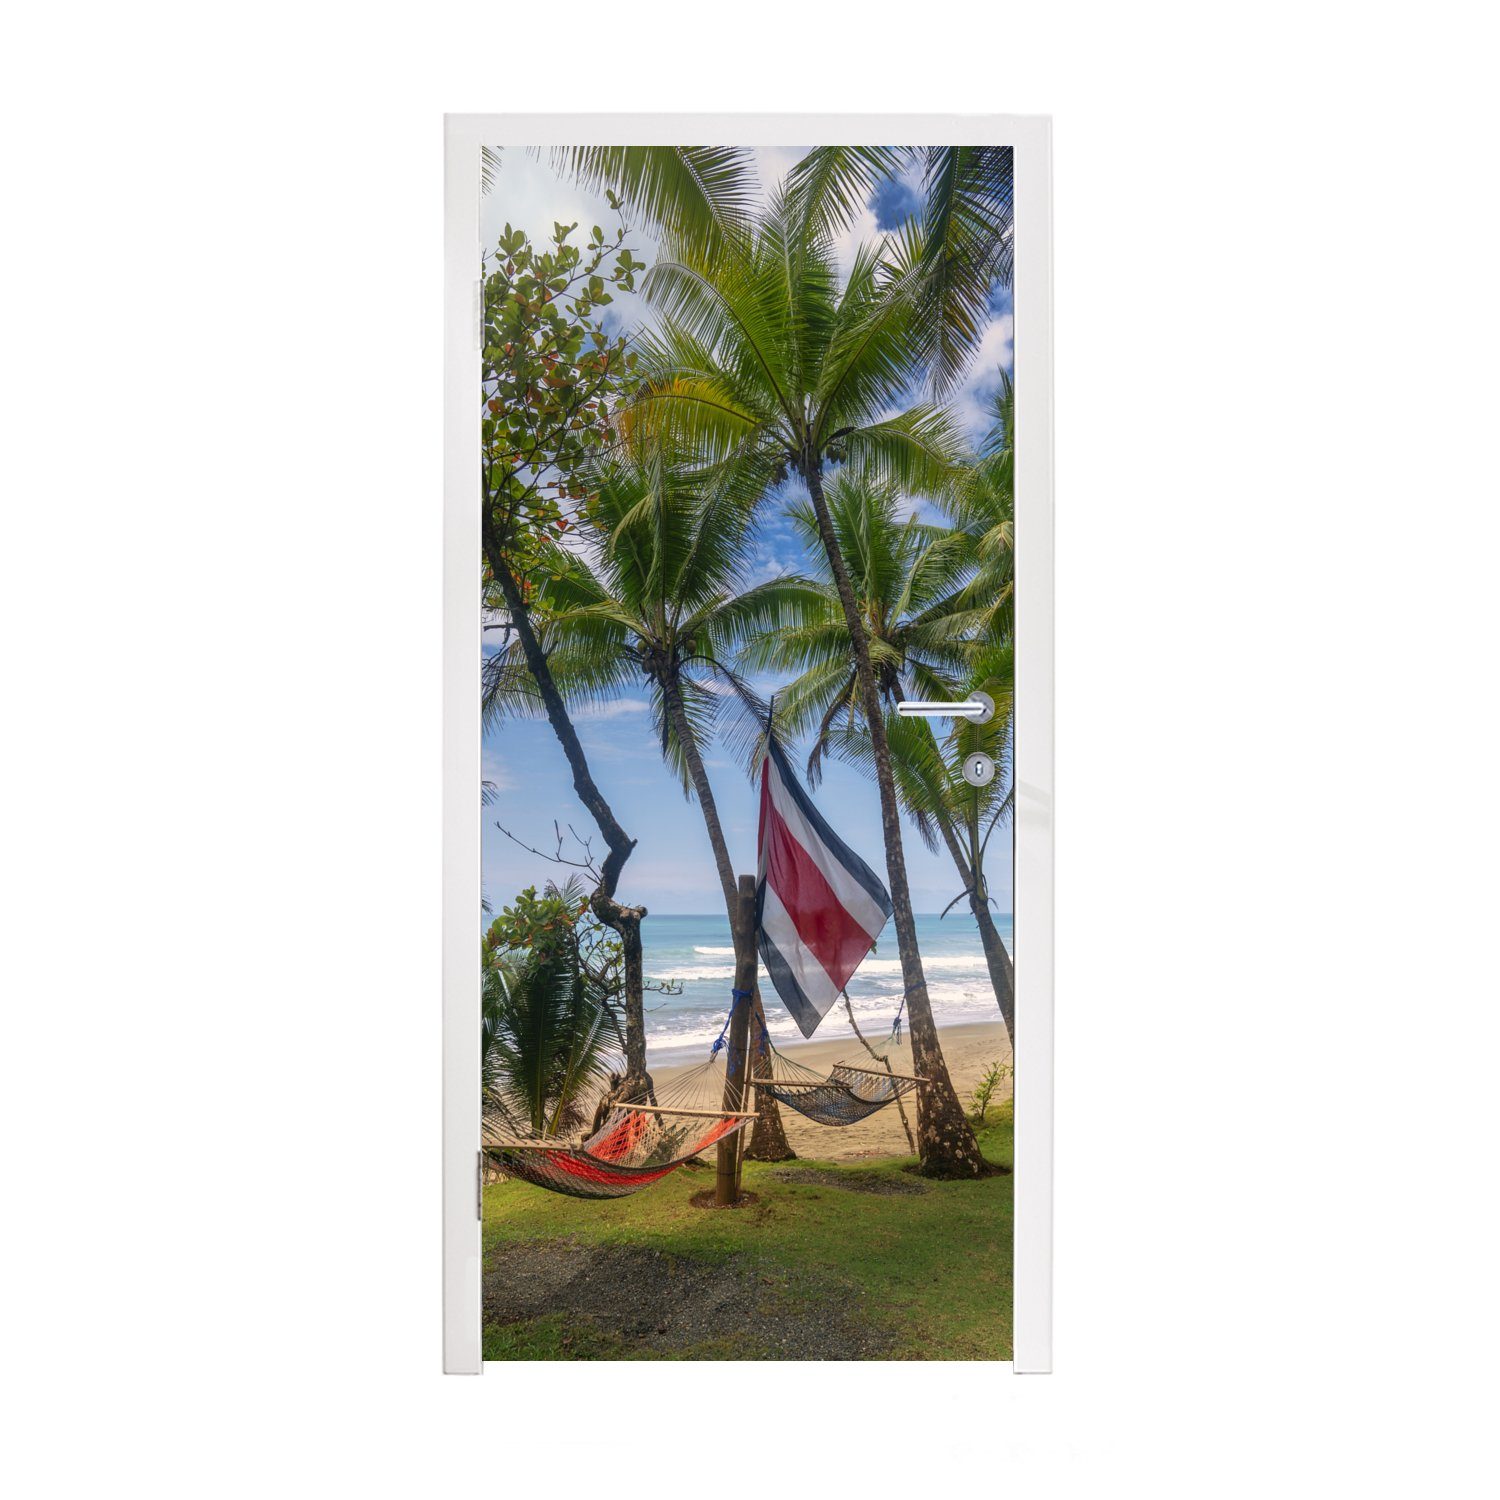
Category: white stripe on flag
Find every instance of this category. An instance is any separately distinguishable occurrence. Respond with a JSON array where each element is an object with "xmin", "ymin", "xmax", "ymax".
[{"xmin": 759, "ymin": 882, "xmax": 842, "ymax": 1018}]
